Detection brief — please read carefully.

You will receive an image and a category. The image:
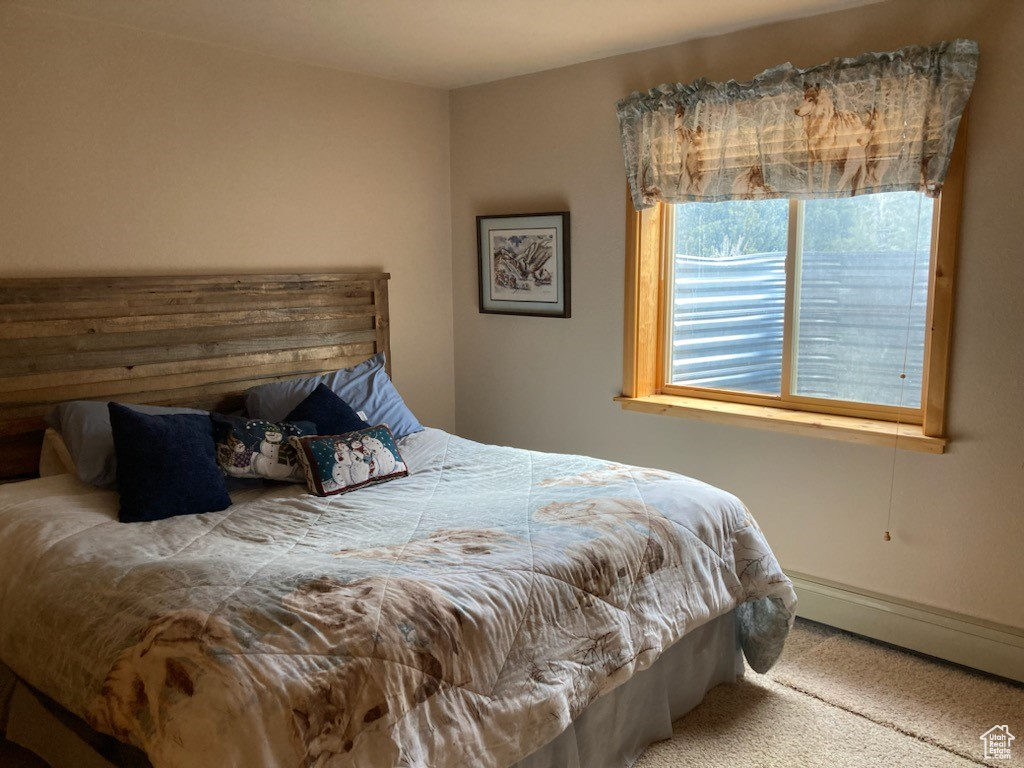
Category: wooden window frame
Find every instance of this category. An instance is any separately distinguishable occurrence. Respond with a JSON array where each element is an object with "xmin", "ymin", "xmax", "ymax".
[{"xmin": 617, "ymin": 122, "xmax": 967, "ymax": 454}]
